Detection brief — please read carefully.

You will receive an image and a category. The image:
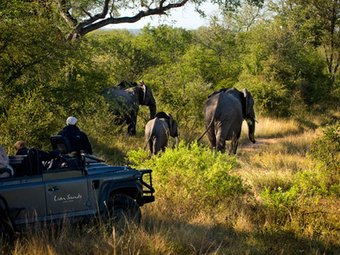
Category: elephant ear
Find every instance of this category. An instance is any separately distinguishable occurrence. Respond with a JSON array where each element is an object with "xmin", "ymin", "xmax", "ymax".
[
  {"xmin": 242, "ymin": 88, "xmax": 254, "ymax": 118},
  {"xmin": 169, "ymin": 114, "xmax": 178, "ymax": 137},
  {"xmin": 139, "ymin": 80, "xmax": 154, "ymax": 105},
  {"xmin": 139, "ymin": 80, "xmax": 147, "ymax": 103}
]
